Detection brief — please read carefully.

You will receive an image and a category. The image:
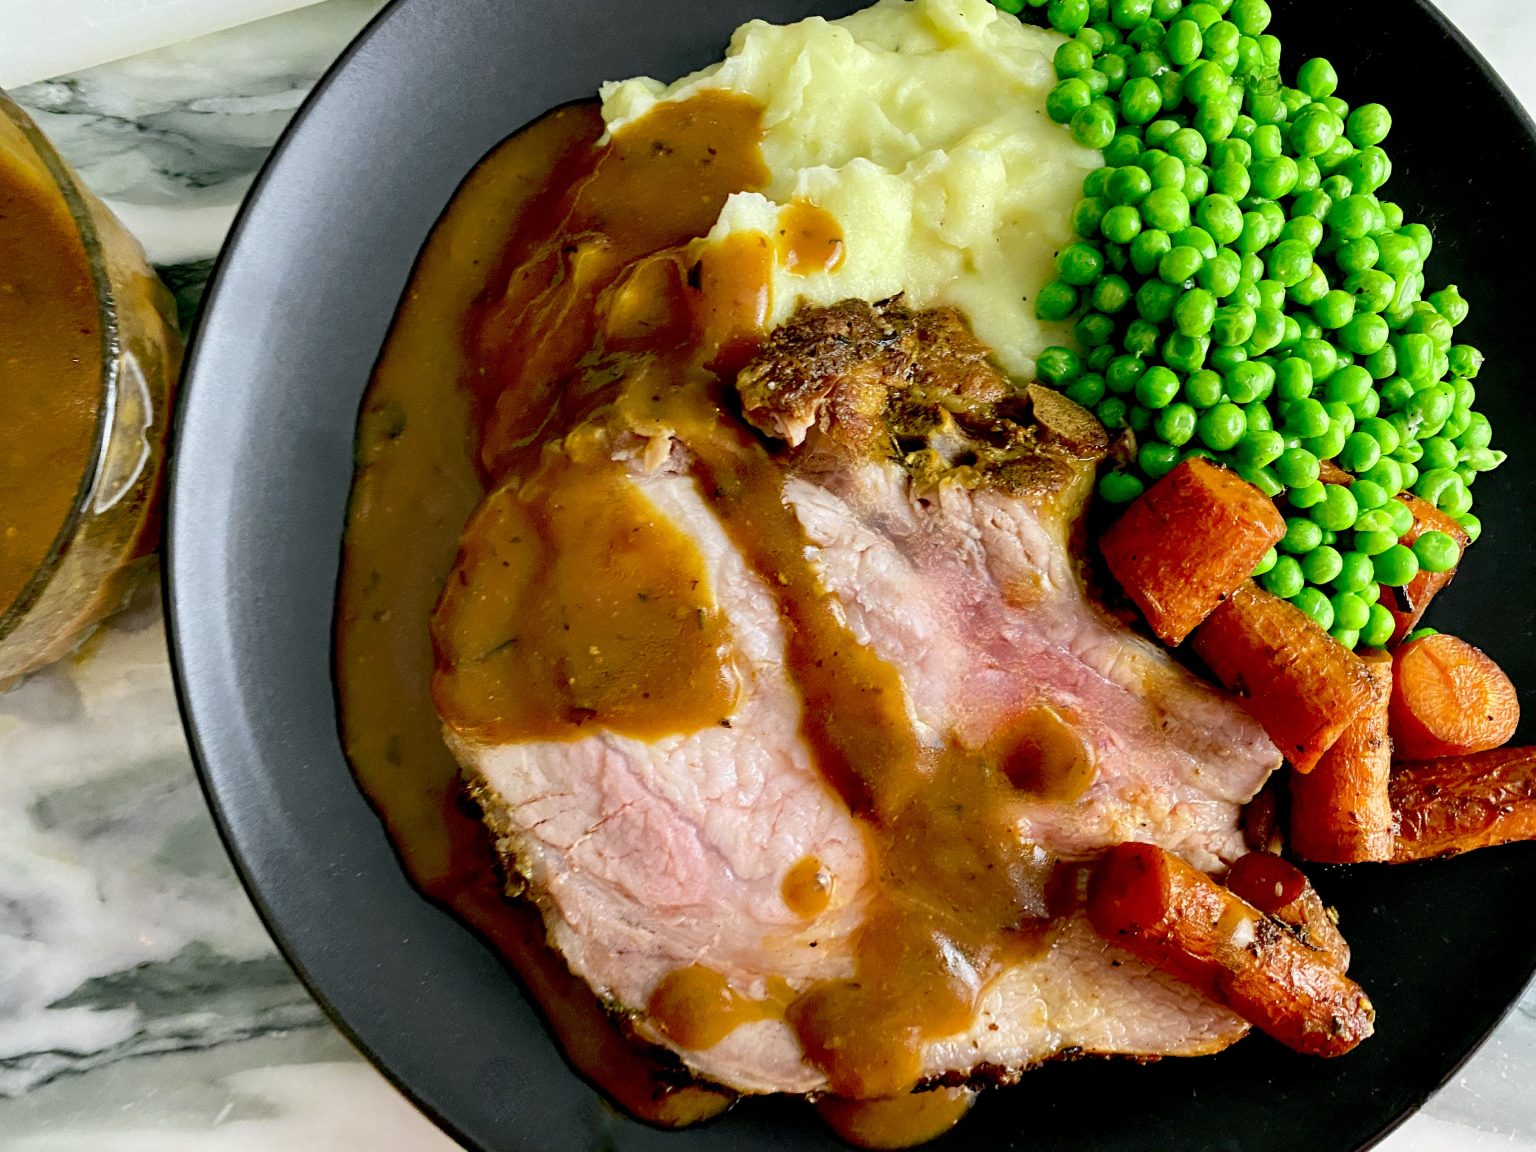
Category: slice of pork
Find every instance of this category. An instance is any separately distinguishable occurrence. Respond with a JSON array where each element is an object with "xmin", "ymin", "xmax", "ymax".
[{"xmin": 445, "ymin": 297, "xmax": 1282, "ymax": 1094}]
